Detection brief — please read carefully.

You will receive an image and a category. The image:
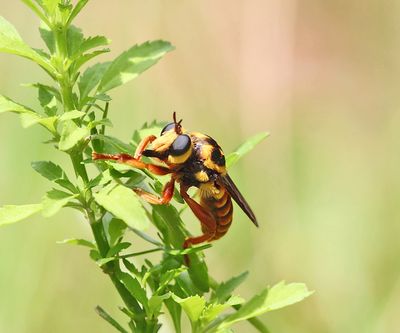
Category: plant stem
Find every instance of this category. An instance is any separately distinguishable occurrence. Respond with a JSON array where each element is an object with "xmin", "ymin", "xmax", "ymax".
[
  {"xmin": 51, "ymin": 18, "xmax": 147, "ymax": 325},
  {"xmin": 60, "ymin": 78, "xmax": 75, "ymax": 112},
  {"xmin": 53, "ymin": 22, "xmax": 75, "ymax": 112},
  {"xmin": 119, "ymin": 247, "xmax": 164, "ymax": 259}
]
